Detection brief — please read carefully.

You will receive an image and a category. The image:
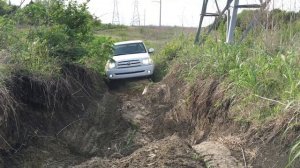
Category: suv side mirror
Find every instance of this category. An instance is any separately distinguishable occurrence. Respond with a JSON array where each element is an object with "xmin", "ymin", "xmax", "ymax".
[{"xmin": 148, "ymin": 48, "xmax": 155, "ymax": 53}]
